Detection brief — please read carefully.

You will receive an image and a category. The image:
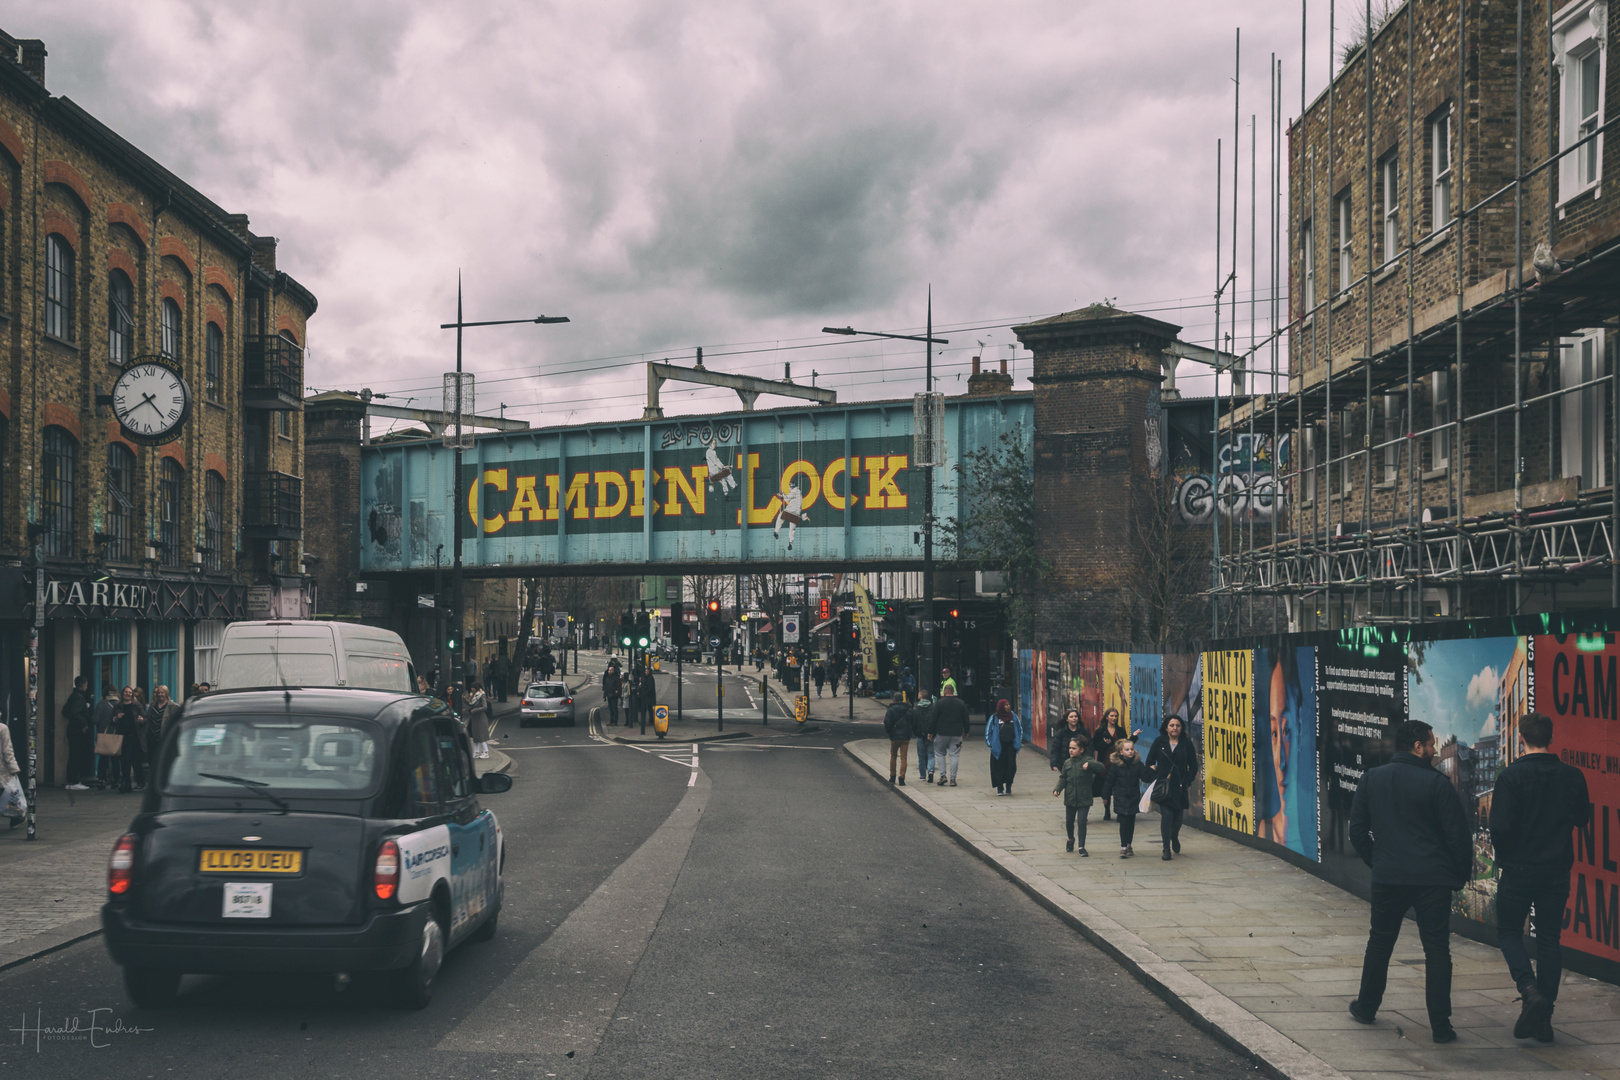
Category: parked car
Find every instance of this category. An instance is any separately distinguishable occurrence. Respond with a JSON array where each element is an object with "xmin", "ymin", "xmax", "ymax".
[
  {"xmin": 212, "ymin": 621, "xmax": 415, "ymax": 692},
  {"xmin": 102, "ymin": 687, "xmax": 512, "ymax": 1010},
  {"xmin": 519, "ymin": 681, "xmax": 575, "ymax": 727}
]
